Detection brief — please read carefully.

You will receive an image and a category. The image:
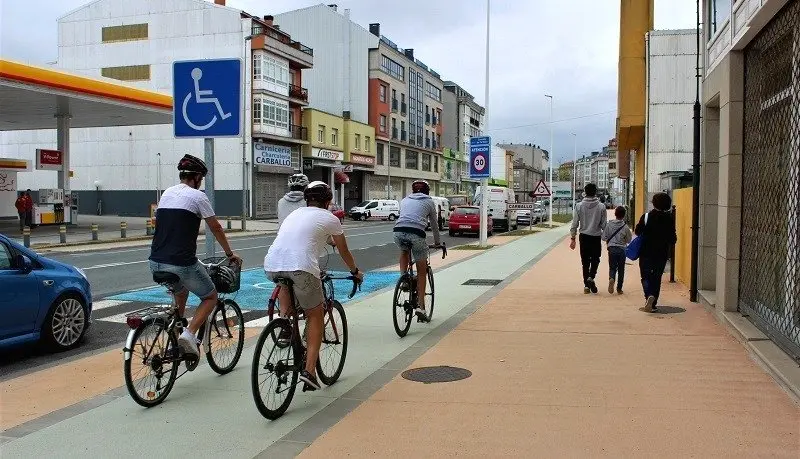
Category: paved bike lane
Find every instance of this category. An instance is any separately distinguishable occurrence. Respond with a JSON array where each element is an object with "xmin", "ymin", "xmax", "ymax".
[{"xmin": 0, "ymin": 229, "xmax": 564, "ymax": 458}]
